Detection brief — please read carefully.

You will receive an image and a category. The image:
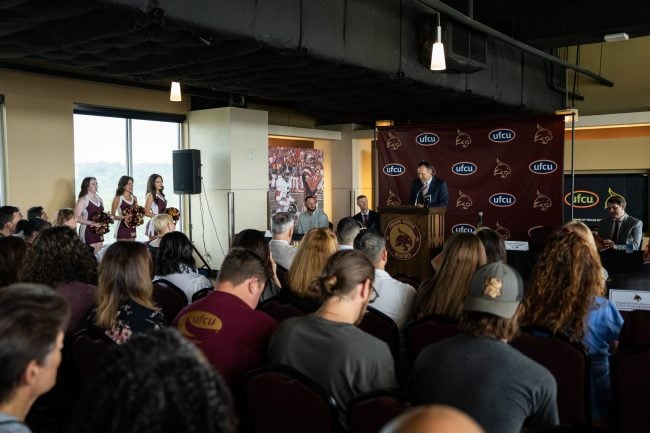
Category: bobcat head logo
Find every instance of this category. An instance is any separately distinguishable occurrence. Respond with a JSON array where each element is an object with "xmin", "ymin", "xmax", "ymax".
[
  {"xmin": 456, "ymin": 190, "xmax": 473, "ymax": 210},
  {"xmin": 604, "ymin": 188, "xmax": 625, "ymax": 209},
  {"xmin": 386, "ymin": 190, "xmax": 401, "ymax": 206},
  {"xmin": 386, "ymin": 132, "xmax": 402, "ymax": 150},
  {"xmin": 495, "ymin": 222, "xmax": 511, "ymax": 240},
  {"xmin": 494, "ymin": 158, "xmax": 511, "ymax": 179},
  {"xmin": 455, "ymin": 129, "xmax": 472, "ymax": 148},
  {"xmin": 534, "ymin": 124, "xmax": 553, "ymax": 144},
  {"xmin": 395, "ymin": 227, "xmax": 413, "ymax": 252},
  {"xmin": 483, "ymin": 277, "xmax": 503, "ymax": 298},
  {"xmin": 533, "ymin": 190, "xmax": 552, "ymax": 211}
]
